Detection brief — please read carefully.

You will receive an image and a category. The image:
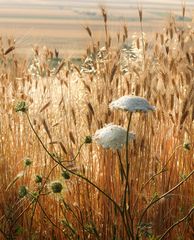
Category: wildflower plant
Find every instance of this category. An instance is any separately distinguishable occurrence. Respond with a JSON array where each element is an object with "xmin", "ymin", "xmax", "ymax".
[
  {"xmin": 11, "ymin": 11, "xmax": 194, "ymax": 239},
  {"xmin": 16, "ymin": 93, "xmax": 194, "ymax": 240}
]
